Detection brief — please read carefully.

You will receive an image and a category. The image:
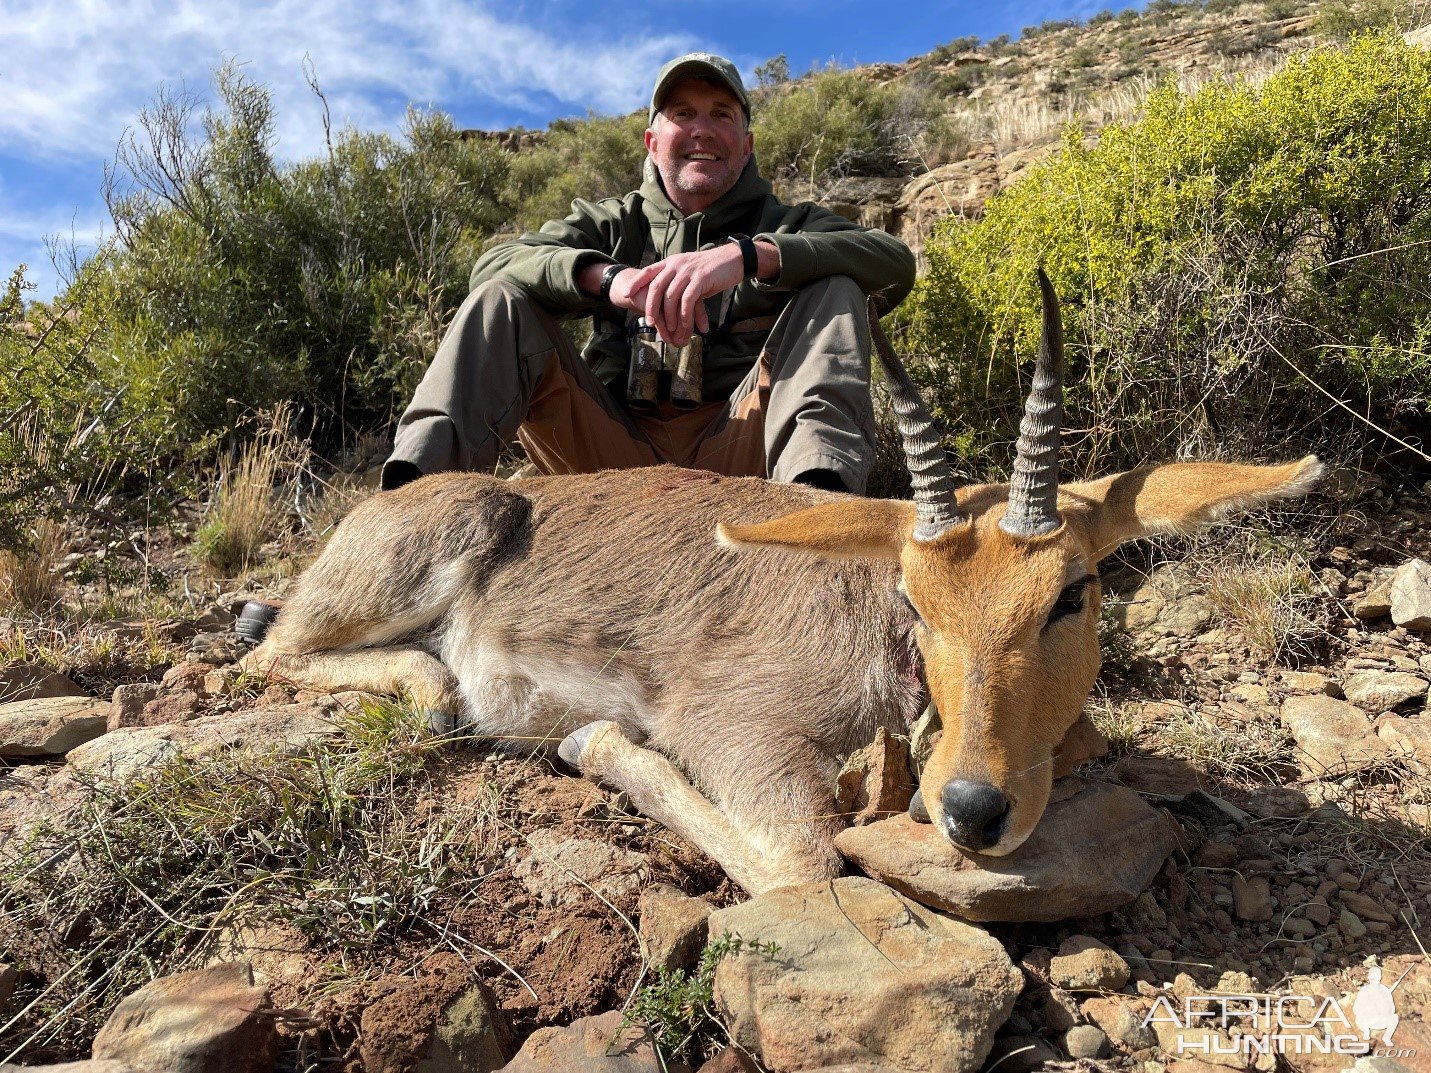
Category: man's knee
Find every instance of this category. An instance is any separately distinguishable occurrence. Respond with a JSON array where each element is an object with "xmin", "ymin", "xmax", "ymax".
[{"xmin": 795, "ymin": 274, "xmax": 866, "ymax": 308}]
